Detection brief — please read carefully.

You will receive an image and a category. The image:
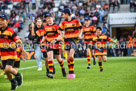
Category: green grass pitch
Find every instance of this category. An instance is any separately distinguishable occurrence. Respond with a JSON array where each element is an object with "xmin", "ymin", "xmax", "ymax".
[{"xmin": 0, "ymin": 57, "xmax": 136, "ymax": 91}]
